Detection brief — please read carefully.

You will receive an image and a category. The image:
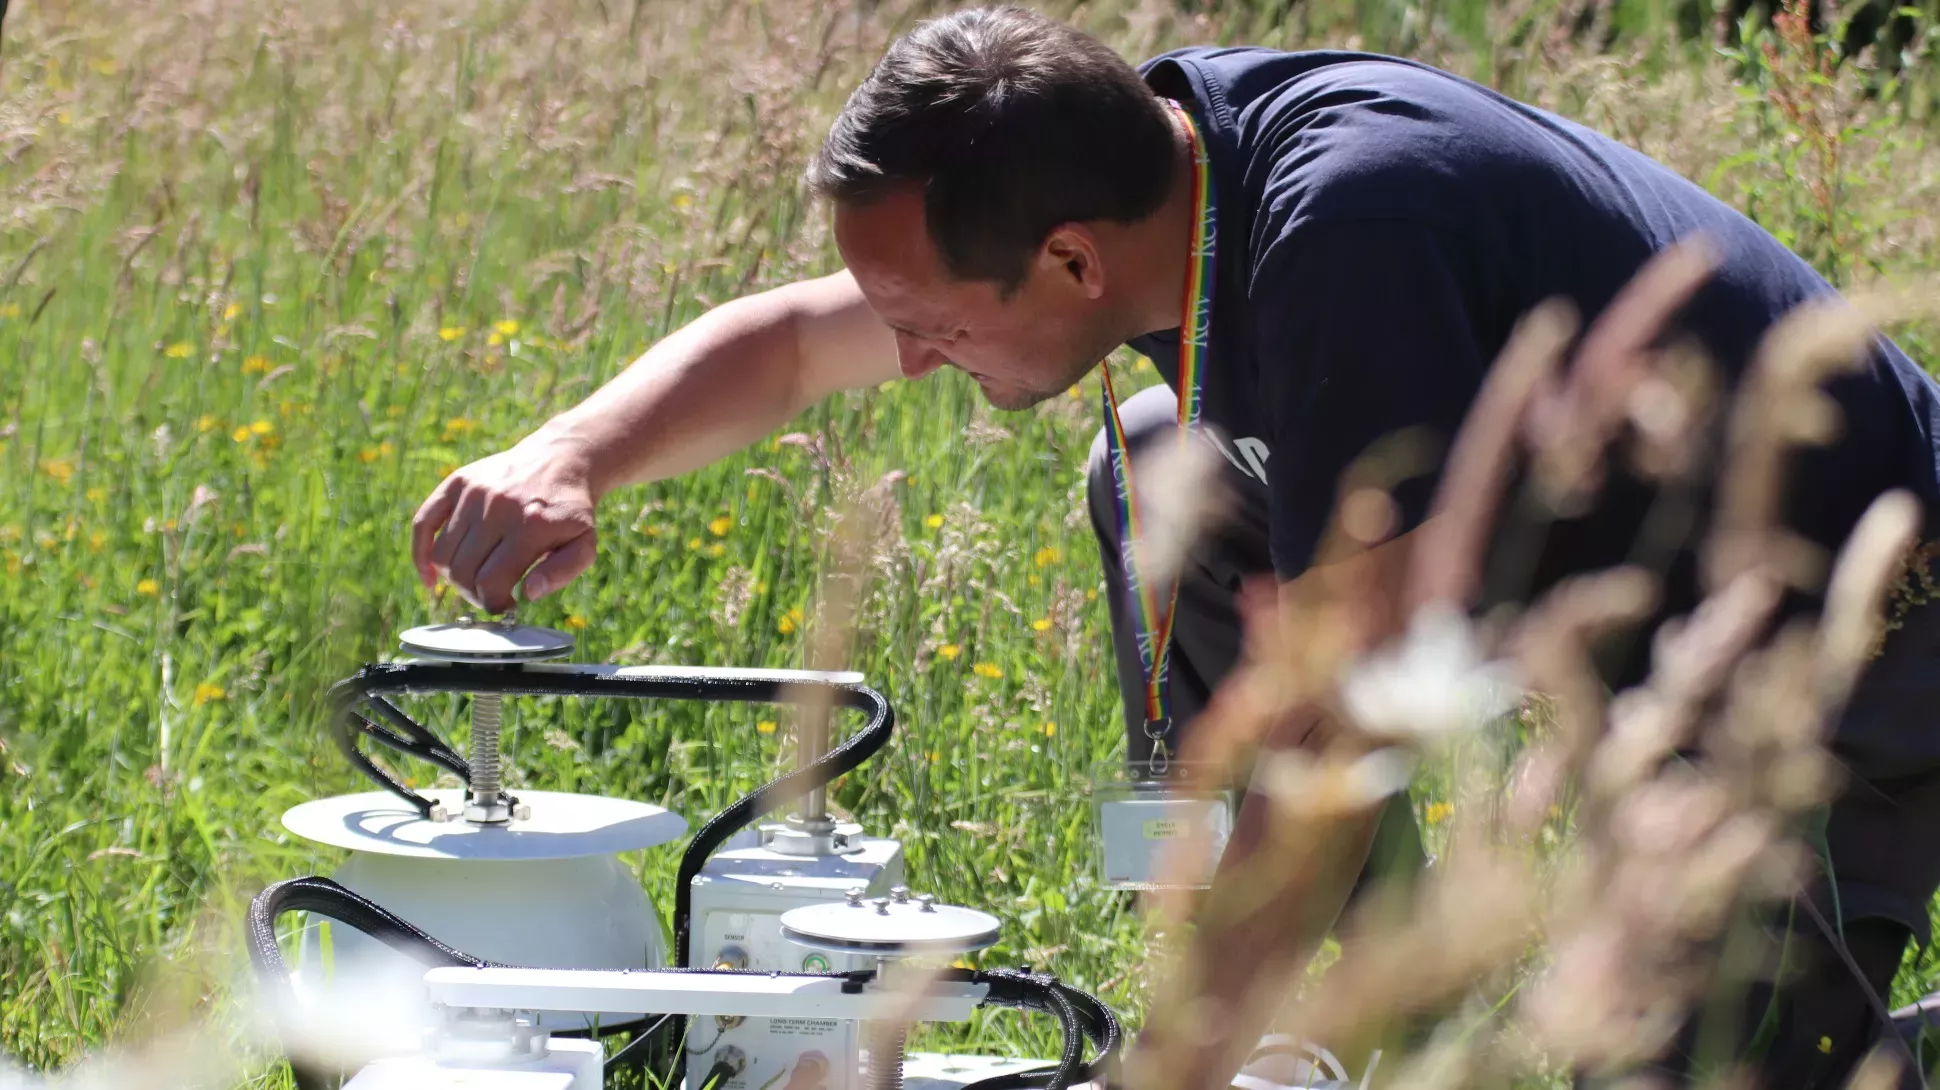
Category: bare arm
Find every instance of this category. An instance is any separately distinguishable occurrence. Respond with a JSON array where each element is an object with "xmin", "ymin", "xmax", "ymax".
[{"xmin": 411, "ymin": 271, "xmax": 898, "ymax": 612}]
